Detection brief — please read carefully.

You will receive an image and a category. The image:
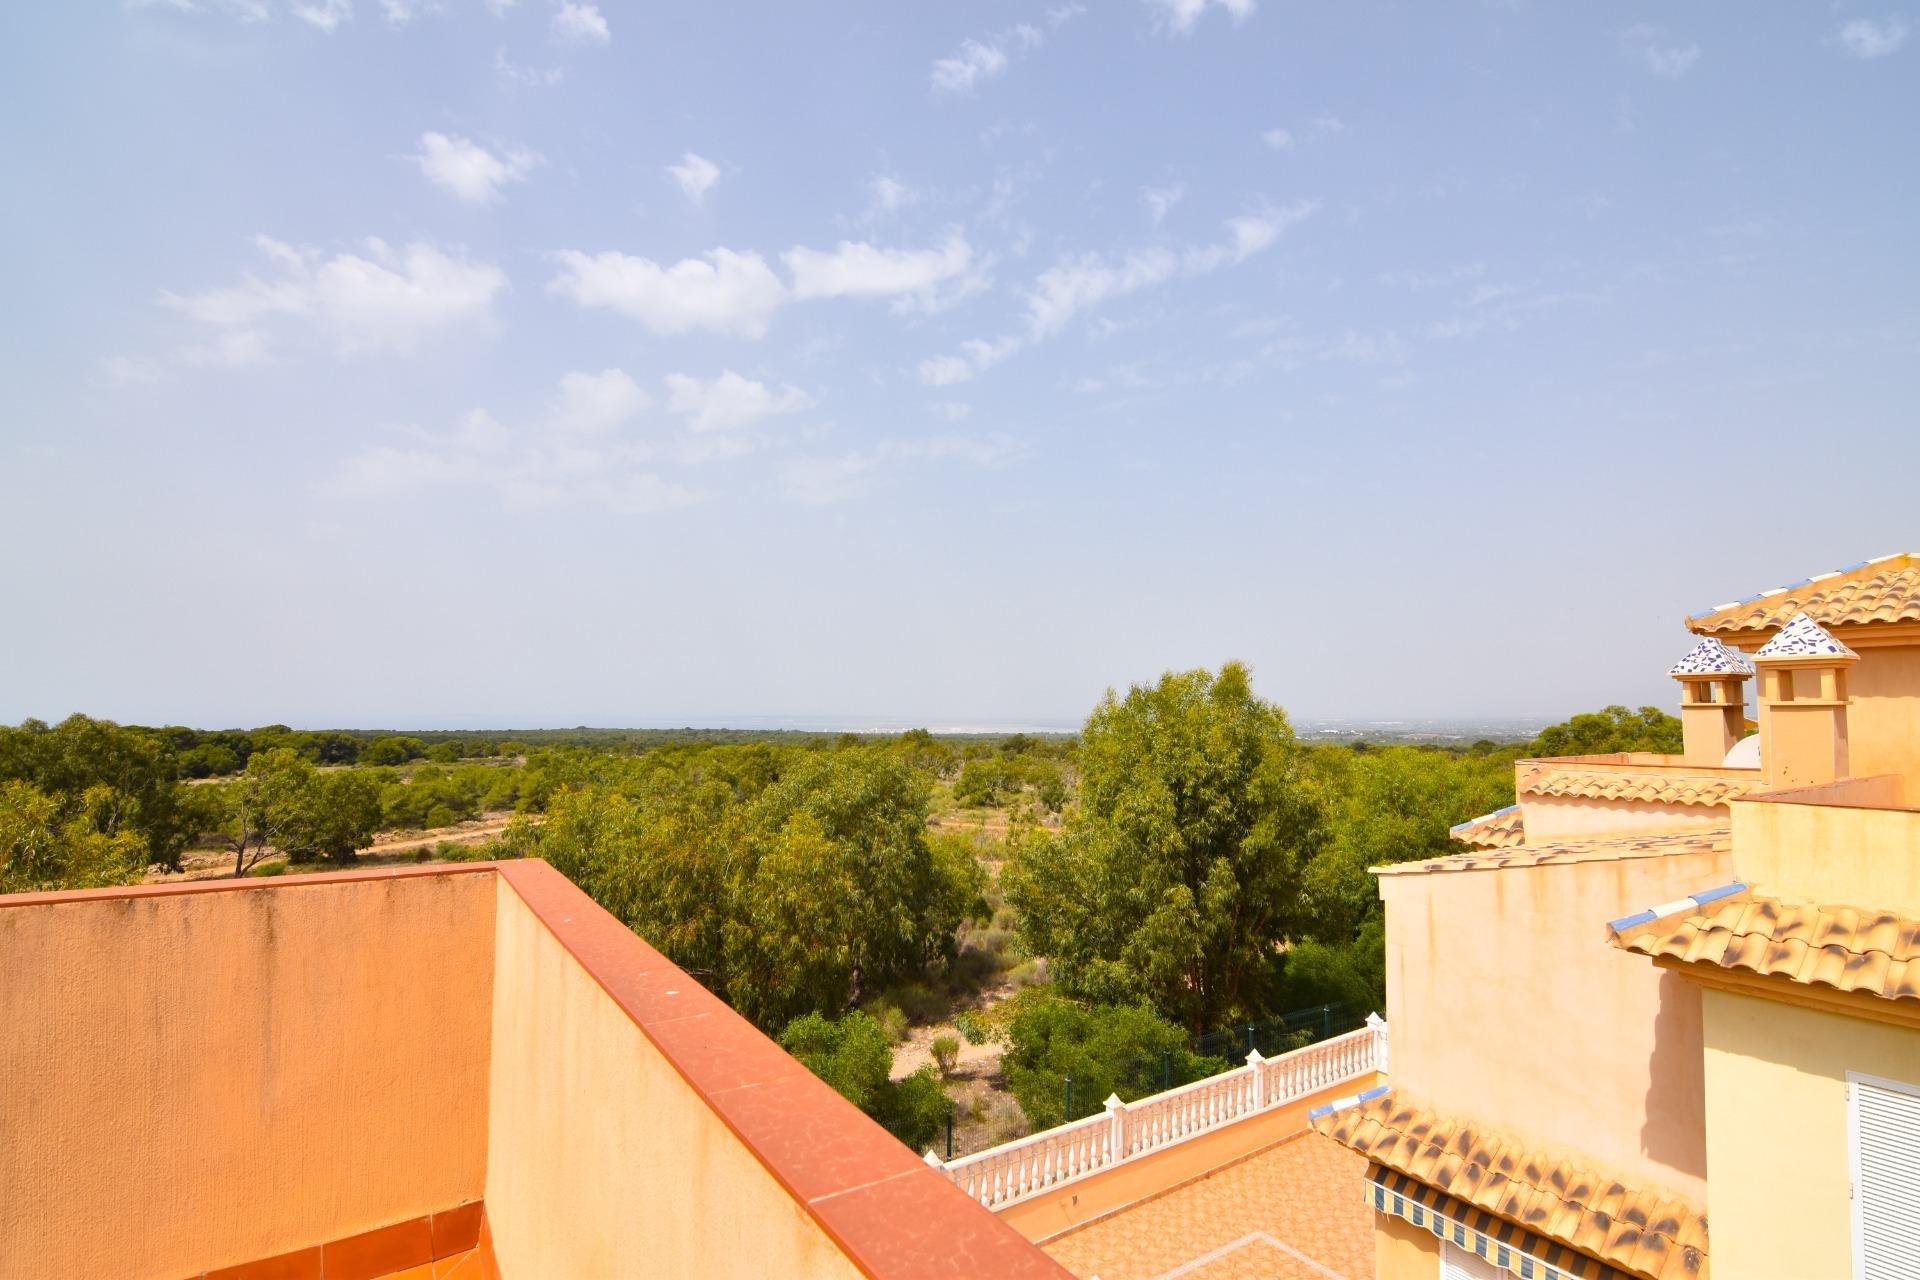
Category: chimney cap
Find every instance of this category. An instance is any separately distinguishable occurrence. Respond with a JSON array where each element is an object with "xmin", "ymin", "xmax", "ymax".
[
  {"xmin": 1668, "ymin": 637, "xmax": 1755, "ymax": 678},
  {"xmin": 1754, "ymin": 612, "xmax": 1859, "ymax": 662}
]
